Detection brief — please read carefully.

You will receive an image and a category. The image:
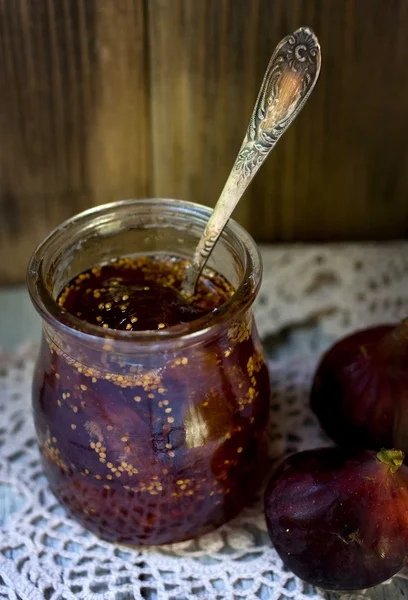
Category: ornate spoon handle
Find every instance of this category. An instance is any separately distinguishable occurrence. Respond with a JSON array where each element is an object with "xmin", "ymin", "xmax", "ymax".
[{"xmin": 182, "ymin": 27, "xmax": 321, "ymax": 296}]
